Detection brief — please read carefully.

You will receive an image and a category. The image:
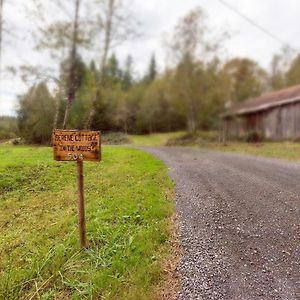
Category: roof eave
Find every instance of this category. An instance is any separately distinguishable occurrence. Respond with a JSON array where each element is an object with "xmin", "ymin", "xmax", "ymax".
[{"xmin": 222, "ymin": 96, "xmax": 300, "ymax": 118}]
